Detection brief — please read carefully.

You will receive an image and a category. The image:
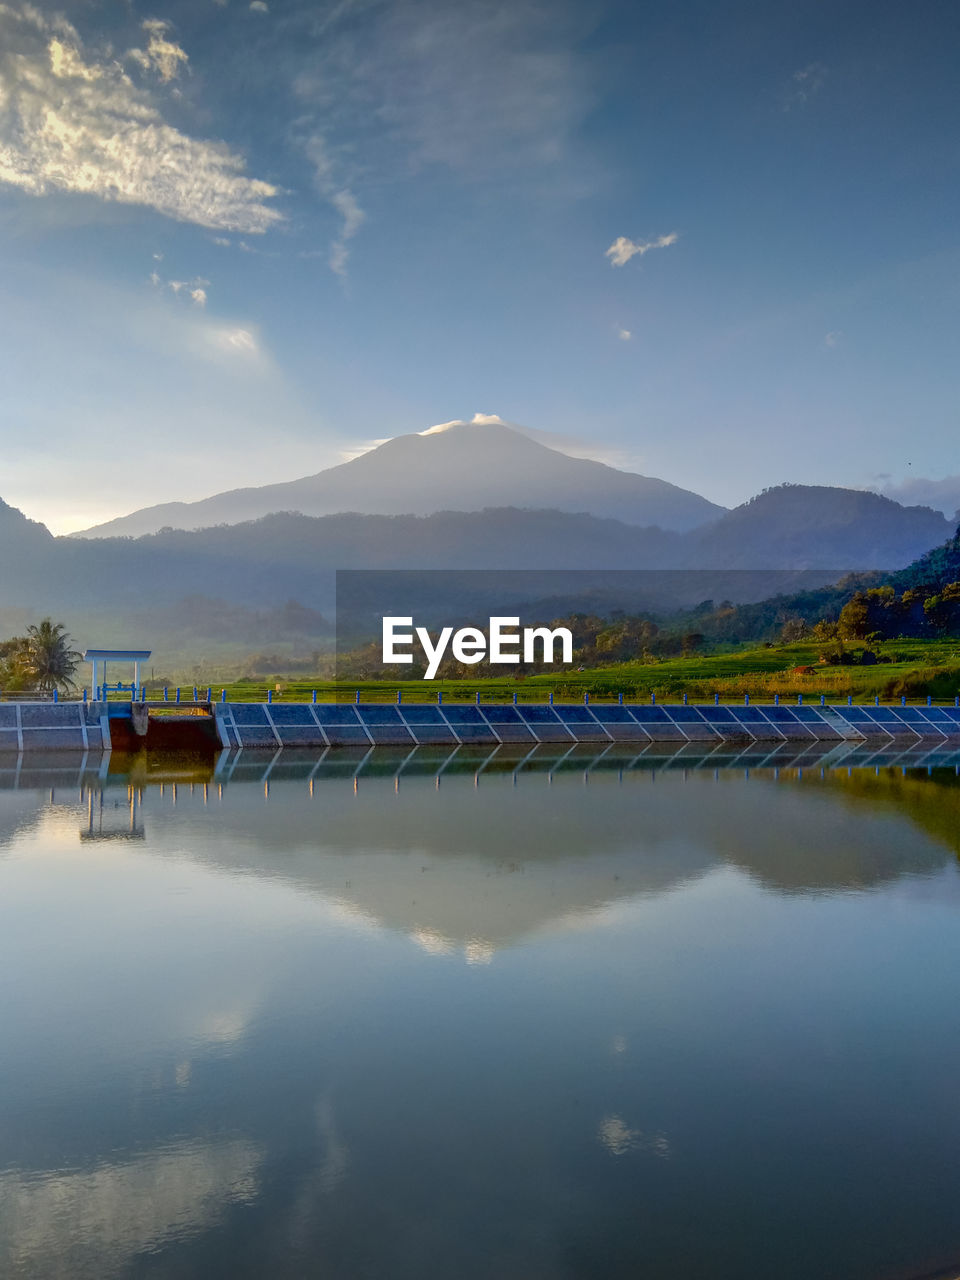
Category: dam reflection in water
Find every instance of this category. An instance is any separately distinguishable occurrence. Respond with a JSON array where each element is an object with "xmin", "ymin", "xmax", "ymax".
[{"xmin": 1, "ymin": 746, "xmax": 960, "ymax": 1280}]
